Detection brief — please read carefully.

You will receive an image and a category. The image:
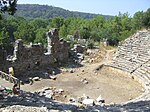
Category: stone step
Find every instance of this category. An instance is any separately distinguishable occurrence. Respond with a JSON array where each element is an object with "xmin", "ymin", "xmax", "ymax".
[
  {"xmin": 110, "ymin": 63, "xmax": 133, "ymax": 73},
  {"xmin": 133, "ymin": 72, "xmax": 148, "ymax": 85},
  {"xmin": 137, "ymin": 58, "xmax": 149, "ymax": 63},
  {"xmin": 113, "ymin": 60, "xmax": 137, "ymax": 70},
  {"xmin": 132, "ymin": 72, "xmax": 149, "ymax": 86},
  {"xmin": 133, "ymin": 70, "xmax": 150, "ymax": 85},
  {"xmin": 140, "ymin": 66, "xmax": 150, "ymax": 72},
  {"xmin": 138, "ymin": 68, "xmax": 147, "ymax": 74}
]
